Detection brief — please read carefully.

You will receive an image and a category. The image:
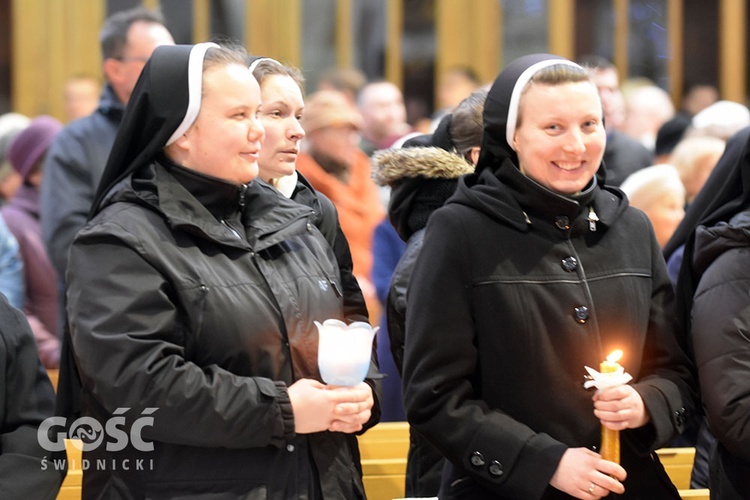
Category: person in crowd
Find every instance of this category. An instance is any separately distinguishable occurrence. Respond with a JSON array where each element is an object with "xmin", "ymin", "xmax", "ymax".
[
  {"xmin": 317, "ymin": 67, "xmax": 368, "ymax": 108},
  {"xmin": 66, "ymin": 43, "xmax": 378, "ymax": 498},
  {"xmin": 41, "ymin": 6, "xmax": 174, "ymax": 326},
  {"xmin": 297, "ymin": 90, "xmax": 385, "ymax": 319},
  {"xmin": 671, "ymin": 125, "xmax": 750, "ymax": 497},
  {"xmin": 0, "ymin": 113, "xmax": 30, "ymax": 206},
  {"xmin": 654, "ymin": 115, "xmax": 692, "ymax": 164},
  {"xmin": 578, "ymin": 55, "xmax": 653, "ymax": 187},
  {"xmin": 401, "ymin": 53, "xmax": 697, "ymax": 499},
  {"xmin": 621, "ymin": 83, "xmax": 675, "ymax": 153},
  {"xmin": 619, "ymin": 164, "xmax": 686, "ymax": 249},
  {"xmin": 0, "ymin": 293, "xmax": 62, "ymax": 498},
  {"xmin": 40, "ymin": 6, "xmax": 174, "ymax": 423},
  {"xmin": 357, "ymin": 80, "xmax": 414, "ymax": 156},
  {"xmin": 670, "ymin": 135, "xmax": 725, "ymax": 207},
  {"xmin": 664, "ymin": 126, "xmax": 750, "ymax": 489},
  {"xmin": 686, "ymin": 100, "xmax": 750, "ymax": 142},
  {"xmin": 1, "ymin": 116, "xmax": 62, "ymax": 368},
  {"xmin": 373, "ymin": 87, "xmax": 486, "ymax": 498},
  {"xmin": 0, "ymin": 215, "xmax": 23, "ymax": 310},
  {"xmin": 370, "ymin": 217, "xmax": 406, "ymax": 422},
  {"xmin": 680, "ymin": 84, "xmax": 719, "ymax": 117},
  {"xmin": 430, "ymin": 65, "xmax": 481, "ymax": 128},
  {"xmin": 250, "ymin": 57, "xmax": 370, "ymax": 325},
  {"xmin": 62, "ymin": 74, "xmax": 101, "ymax": 122}
]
